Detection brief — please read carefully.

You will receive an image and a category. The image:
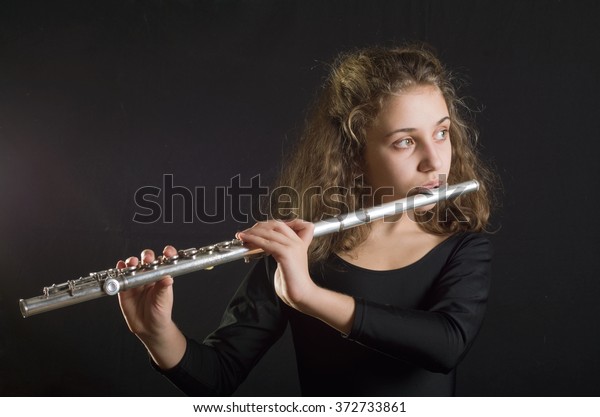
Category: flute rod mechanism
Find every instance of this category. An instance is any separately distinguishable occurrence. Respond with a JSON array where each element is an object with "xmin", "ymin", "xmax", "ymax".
[{"xmin": 19, "ymin": 180, "xmax": 479, "ymax": 318}]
